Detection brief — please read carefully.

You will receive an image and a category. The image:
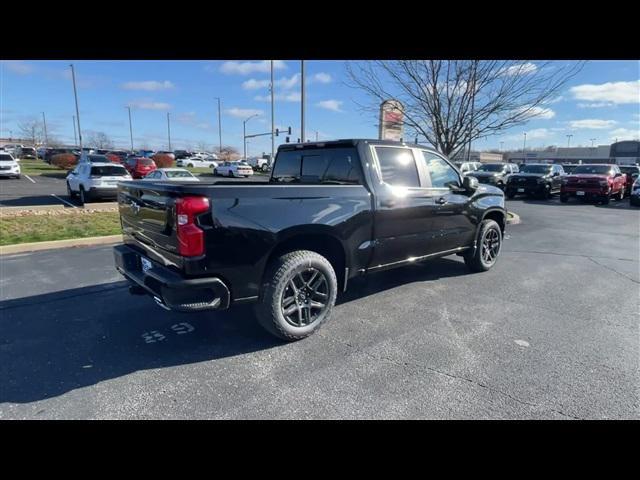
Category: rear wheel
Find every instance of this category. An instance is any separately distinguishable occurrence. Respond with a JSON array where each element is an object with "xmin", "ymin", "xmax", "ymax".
[
  {"xmin": 255, "ymin": 250, "xmax": 338, "ymax": 341},
  {"xmin": 187, "ymin": 163, "xmax": 194, "ymax": 168},
  {"xmin": 228, "ymin": 170, "xmax": 234, "ymax": 177},
  {"xmin": 79, "ymin": 186, "xmax": 86, "ymax": 205},
  {"xmin": 464, "ymin": 219, "xmax": 502, "ymax": 272},
  {"xmin": 262, "ymin": 164, "xmax": 269, "ymax": 172},
  {"xmin": 560, "ymin": 194, "xmax": 569, "ymax": 203}
]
